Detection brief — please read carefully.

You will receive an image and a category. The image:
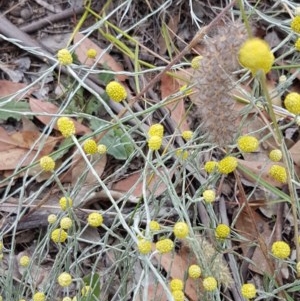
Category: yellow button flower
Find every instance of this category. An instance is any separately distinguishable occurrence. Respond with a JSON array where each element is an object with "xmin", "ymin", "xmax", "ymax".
[
  {"xmin": 204, "ymin": 161, "xmax": 219, "ymax": 174},
  {"xmin": 60, "ymin": 217, "xmax": 73, "ymax": 230},
  {"xmin": 176, "ymin": 149, "xmax": 189, "ymax": 160},
  {"xmin": 188, "ymin": 264, "xmax": 201, "ymax": 279},
  {"xmin": 87, "ymin": 48, "xmax": 97, "ymax": 59},
  {"xmin": 97, "ymin": 144, "xmax": 107, "ymax": 155},
  {"xmin": 291, "ymin": 16, "xmax": 300, "ymax": 33},
  {"xmin": 33, "ymin": 292, "xmax": 46, "ymax": 301},
  {"xmin": 182, "ymin": 130, "xmax": 193, "ymax": 141},
  {"xmin": 148, "ymin": 135, "xmax": 162, "ymax": 150},
  {"xmin": 218, "ymin": 156, "xmax": 237, "ymax": 174},
  {"xmin": 191, "ymin": 55, "xmax": 203, "ymax": 69},
  {"xmin": 238, "ymin": 38, "xmax": 274, "ymax": 75},
  {"xmin": 241, "ymin": 283, "xmax": 256, "ymax": 299},
  {"xmin": 47, "ymin": 214, "xmax": 57, "ymax": 224},
  {"xmin": 19, "ymin": 255, "xmax": 30, "ymax": 267},
  {"xmin": 83, "ymin": 139, "xmax": 98, "ymax": 155},
  {"xmin": 268, "ymin": 165, "xmax": 287, "ymax": 183},
  {"xmin": 59, "ymin": 197, "xmax": 73, "ymax": 211},
  {"xmin": 269, "ymin": 149, "xmax": 282, "ymax": 162},
  {"xmin": 58, "ymin": 272, "xmax": 72, "ymax": 287},
  {"xmin": 173, "ymin": 222, "xmax": 189, "ymax": 239},
  {"xmin": 172, "ymin": 290, "xmax": 184, "ymax": 301},
  {"xmin": 237, "ymin": 135, "xmax": 259, "ymax": 153},
  {"xmin": 295, "ymin": 38, "xmax": 300, "ymax": 51},
  {"xmin": 284, "ymin": 92, "xmax": 300, "ymax": 114},
  {"xmin": 148, "ymin": 124, "xmax": 164, "ymax": 138},
  {"xmin": 57, "ymin": 117, "xmax": 75, "ymax": 138},
  {"xmin": 105, "ymin": 81, "xmax": 127, "ymax": 102},
  {"xmin": 271, "ymin": 241, "xmax": 290, "ymax": 259},
  {"xmin": 57, "ymin": 49, "xmax": 73, "ymax": 65},
  {"xmin": 203, "ymin": 276, "xmax": 217, "ymax": 291},
  {"xmin": 40, "ymin": 156, "xmax": 55, "ymax": 172},
  {"xmin": 149, "ymin": 220, "xmax": 160, "ymax": 231},
  {"xmin": 215, "ymin": 224, "xmax": 230, "ymax": 239},
  {"xmin": 170, "ymin": 279, "xmax": 184, "ymax": 291},
  {"xmin": 87, "ymin": 212, "xmax": 103, "ymax": 227},
  {"xmin": 51, "ymin": 228, "xmax": 68, "ymax": 243},
  {"xmin": 203, "ymin": 190, "xmax": 216, "ymax": 203},
  {"xmin": 137, "ymin": 239, "xmax": 152, "ymax": 255},
  {"xmin": 81, "ymin": 286, "xmax": 91, "ymax": 296},
  {"xmin": 156, "ymin": 238, "xmax": 174, "ymax": 254}
]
